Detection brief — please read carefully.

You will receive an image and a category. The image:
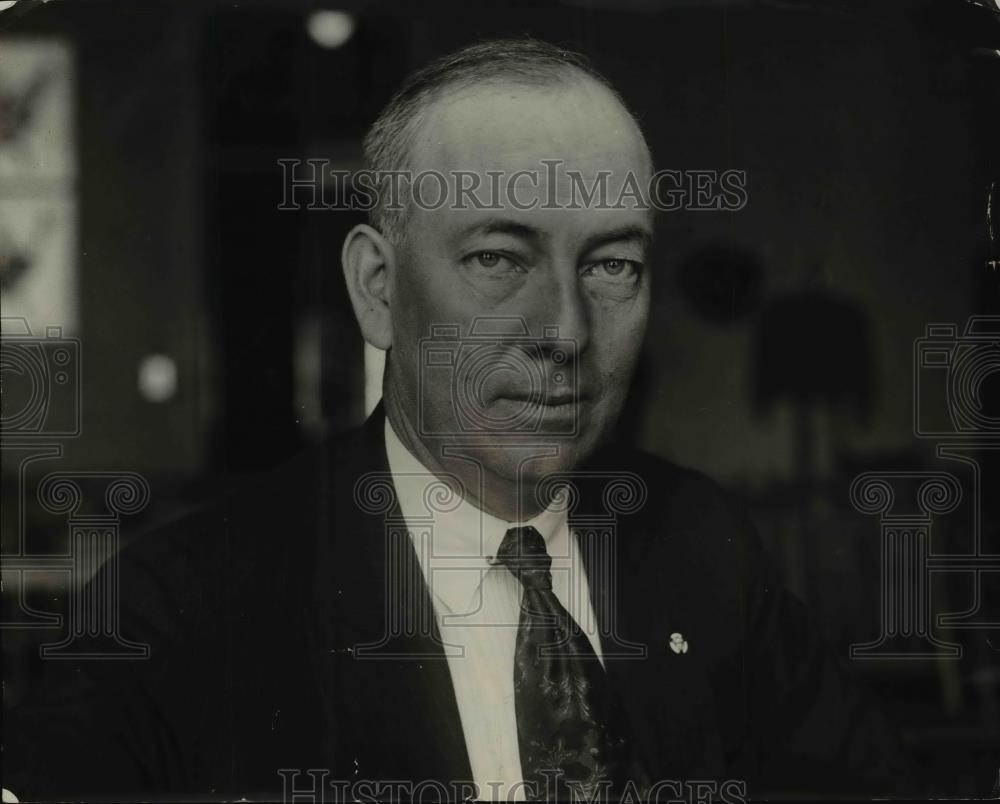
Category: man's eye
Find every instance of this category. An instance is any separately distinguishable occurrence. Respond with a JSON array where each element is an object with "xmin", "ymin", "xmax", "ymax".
[
  {"xmin": 587, "ymin": 259, "xmax": 642, "ymax": 280},
  {"xmin": 474, "ymin": 252, "xmax": 502, "ymax": 268},
  {"xmin": 464, "ymin": 251, "xmax": 520, "ymax": 273},
  {"xmin": 601, "ymin": 259, "xmax": 630, "ymax": 276}
]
